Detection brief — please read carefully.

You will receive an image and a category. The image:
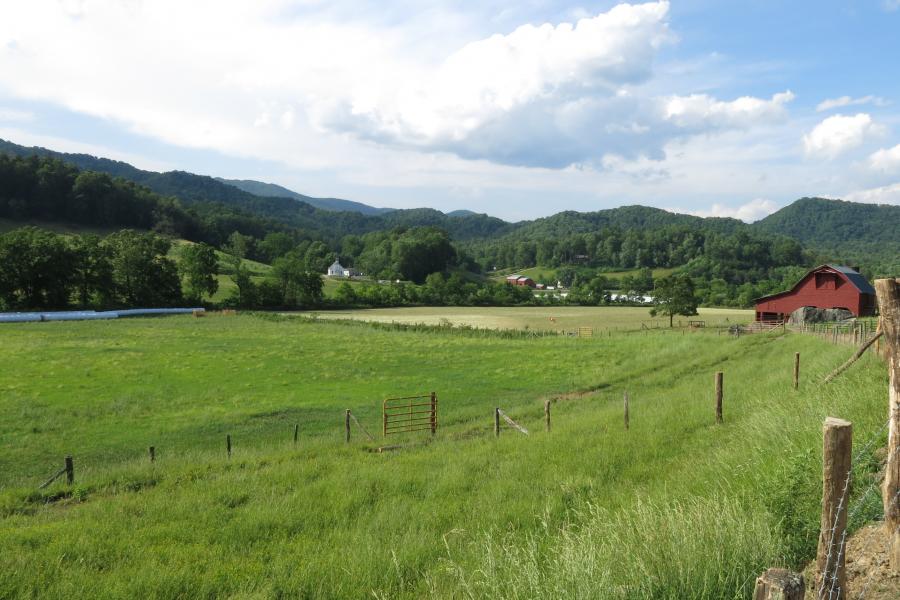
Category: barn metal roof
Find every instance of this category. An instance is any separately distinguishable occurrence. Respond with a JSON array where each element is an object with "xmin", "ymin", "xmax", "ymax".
[{"xmin": 827, "ymin": 265, "xmax": 876, "ymax": 294}]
